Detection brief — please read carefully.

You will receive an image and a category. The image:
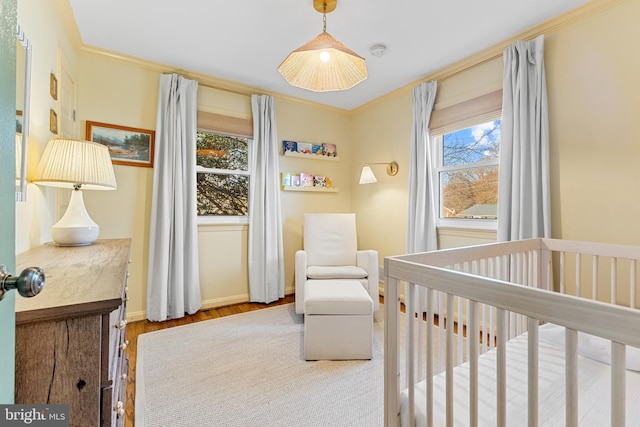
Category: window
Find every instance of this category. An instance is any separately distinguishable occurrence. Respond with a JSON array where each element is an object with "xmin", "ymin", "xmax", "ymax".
[
  {"xmin": 435, "ymin": 119, "xmax": 500, "ymax": 228},
  {"xmin": 196, "ymin": 131, "xmax": 250, "ymax": 222}
]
